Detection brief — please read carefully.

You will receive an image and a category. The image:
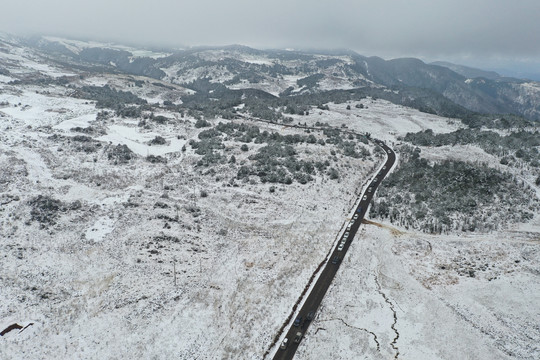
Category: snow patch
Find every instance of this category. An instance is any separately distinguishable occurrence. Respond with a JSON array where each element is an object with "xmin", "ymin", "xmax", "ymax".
[
  {"xmin": 85, "ymin": 216, "xmax": 116, "ymax": 242},
  {"xmin": 97, "ymin": 124, "xmax": 186, "ymax": 156}
]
